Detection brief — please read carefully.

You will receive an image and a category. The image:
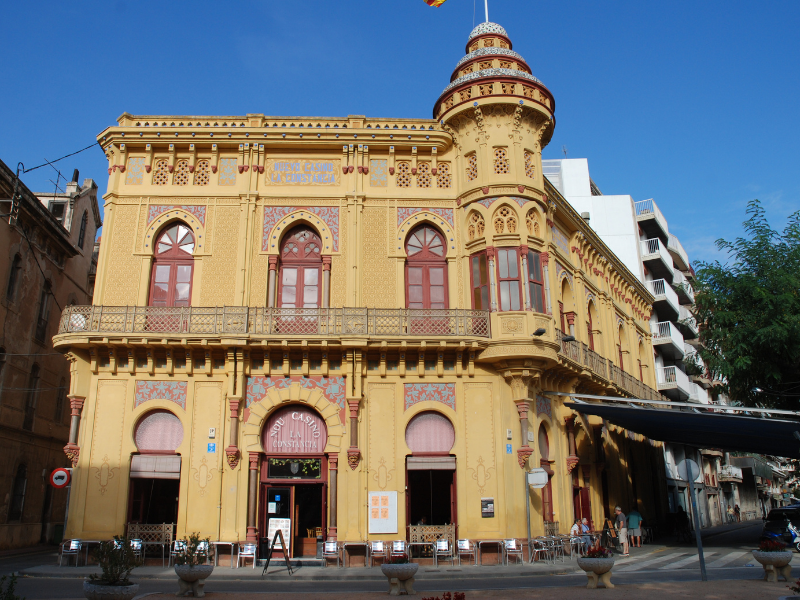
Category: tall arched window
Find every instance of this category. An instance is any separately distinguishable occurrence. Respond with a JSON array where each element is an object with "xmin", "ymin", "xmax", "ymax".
[
  {"xmin": 6, "ymin": 254, "xmax": 21, "ymax": 302},
  {"xmin": 148, "ymin": 222, "xmax": 195, "ymax": 307},
  {"xmin": 405, "ymin": 225, "xmax": 448, "ymax": 309},
  {"xmin": 77, "ymin": 211, "xmax": 88, "ymax": 250},
  {"xmin": 8, "ymin": 464, "xmax": 27, "ymax": 521},
  {"xmin": 279, "ymin": 226, "xmax": 322, "ymax": 309},
  {"xmin": 22, "ymin": 364, "xmax": 39, "ymax": 431}
]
